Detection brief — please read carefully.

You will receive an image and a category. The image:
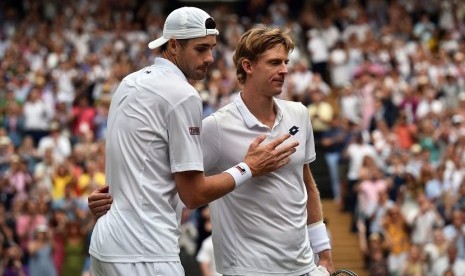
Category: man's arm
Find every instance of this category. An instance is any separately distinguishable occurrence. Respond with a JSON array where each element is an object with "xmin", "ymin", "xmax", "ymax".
[
  {"xmin": 88, "ymin": 134, "xmax": 298, "ymax": 215},
  {"xmin": 303, "ymin": 163, "xmax": 335, "ymax": 273},
  {"xmin": 176, "ymin": 134, "xmax": 298, "ymax": 209}
]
